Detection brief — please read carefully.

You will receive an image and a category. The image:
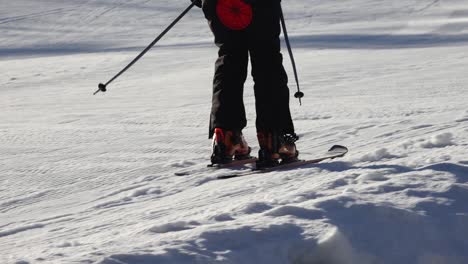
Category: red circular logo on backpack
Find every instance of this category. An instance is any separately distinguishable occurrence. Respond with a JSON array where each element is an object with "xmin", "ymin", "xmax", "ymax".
[{"xmin": 216, "ymin": 0, "xmax": 253, "ymax": 30}]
